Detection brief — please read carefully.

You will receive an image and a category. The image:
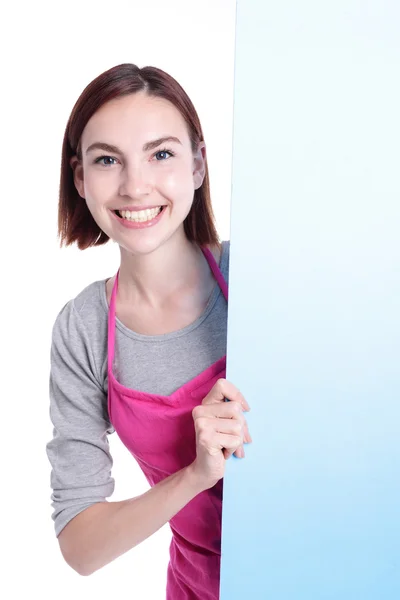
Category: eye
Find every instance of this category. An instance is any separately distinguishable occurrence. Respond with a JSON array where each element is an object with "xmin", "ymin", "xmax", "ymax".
[
  {"xmin": 154, "ymin": 148, "xmax": 174, "ymax": 161},
  {"xmin": 94, "ymin": 155, "xmax": 118, "ymax": 166}
]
